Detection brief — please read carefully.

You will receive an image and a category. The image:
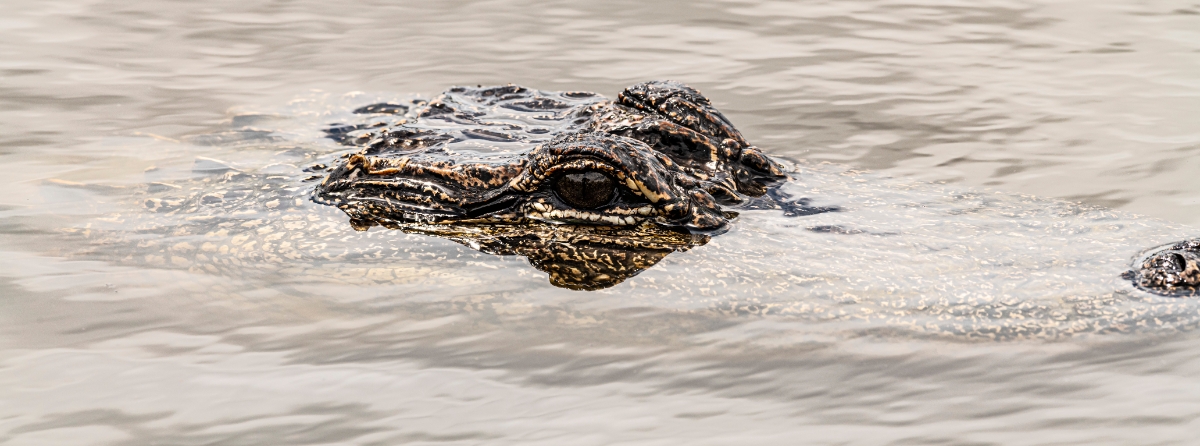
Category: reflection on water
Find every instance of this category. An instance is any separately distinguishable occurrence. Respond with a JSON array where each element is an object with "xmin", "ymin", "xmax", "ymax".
[
  {"xmin": 309, "ymin": 81, "xmax": 814, "ymax": 290},
  {"xmin": 365, "ymin": 222, "xmax": 710, "ymax": 290},
  {"xmin": 3, "ymin": 0, "xmax": 1200, "ymax": 444}
]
